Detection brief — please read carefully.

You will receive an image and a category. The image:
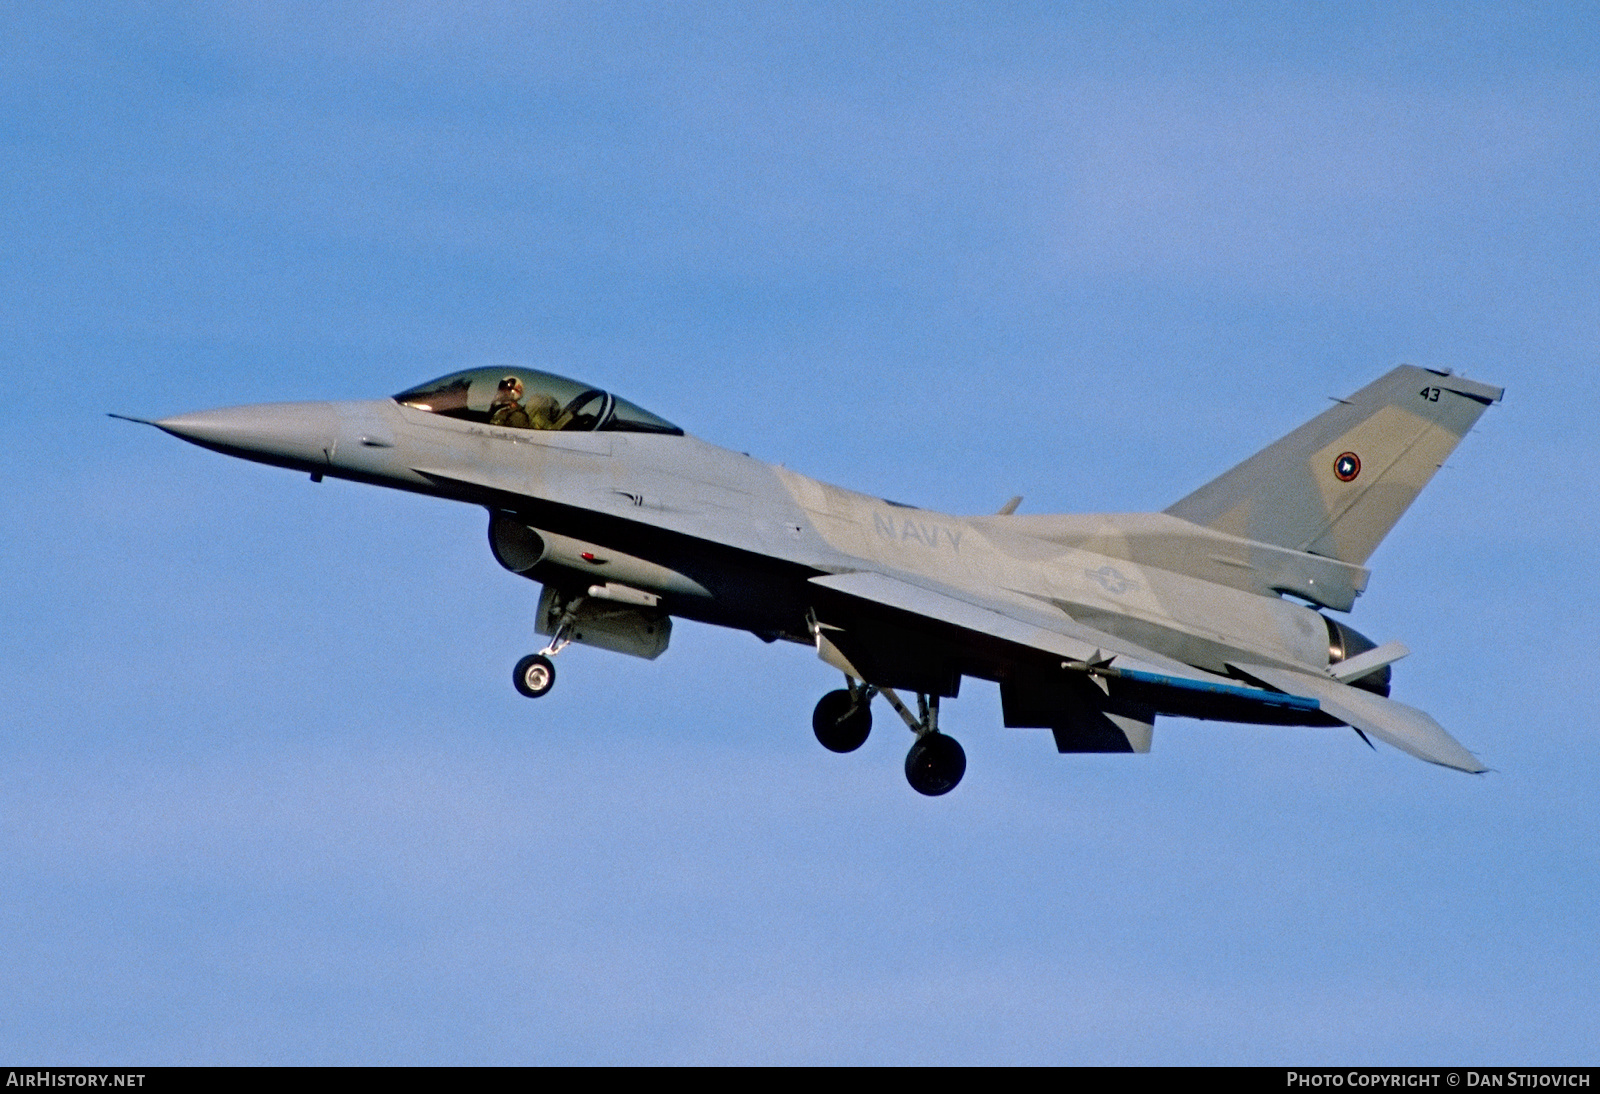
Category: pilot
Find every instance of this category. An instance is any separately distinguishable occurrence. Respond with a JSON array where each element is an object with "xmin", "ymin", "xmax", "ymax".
[{"xmin": 489, "ymin": 376, "xmax": 533, "ymax": 429}]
